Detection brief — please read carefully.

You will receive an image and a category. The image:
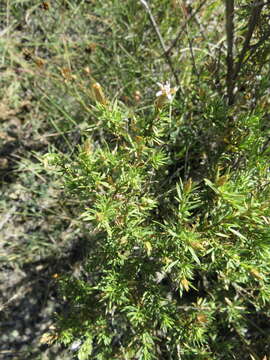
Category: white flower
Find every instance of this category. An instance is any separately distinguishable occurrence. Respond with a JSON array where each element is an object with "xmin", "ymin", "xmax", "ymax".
[
  {"xmin": 156, "ymin": 81, "xmax": 176, "ymax": 102},
  {"xmin": 155, "ymin": 81, "xmax": 177, "ymax": 109}
]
